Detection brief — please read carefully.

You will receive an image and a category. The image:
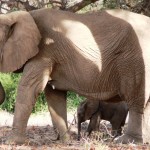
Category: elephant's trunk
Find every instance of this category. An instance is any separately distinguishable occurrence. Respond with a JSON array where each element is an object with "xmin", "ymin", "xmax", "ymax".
[{"xmin": 0, "ymin": 82, "xmax": 5, "ymax": 105}]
